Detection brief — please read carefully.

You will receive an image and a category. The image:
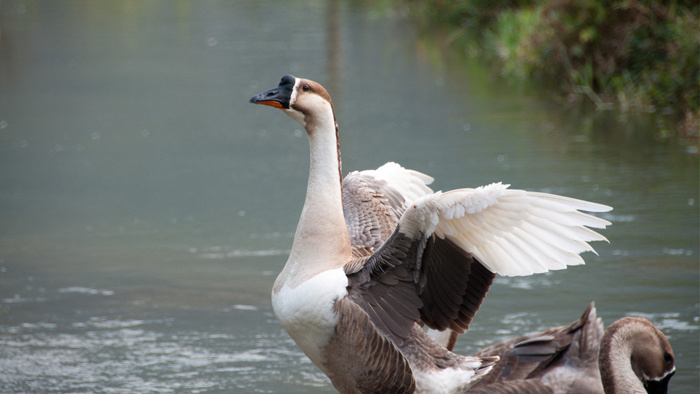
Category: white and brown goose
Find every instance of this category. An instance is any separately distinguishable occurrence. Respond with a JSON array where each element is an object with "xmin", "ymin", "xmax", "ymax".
[
  {"xmin": 468, "ymin": 303, "xmax": 675, "ymax": 394},
  {"xmin": 249, "ymin": 75, "xmax": 612, "ymax": 393}
]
